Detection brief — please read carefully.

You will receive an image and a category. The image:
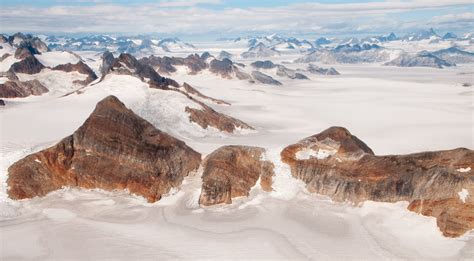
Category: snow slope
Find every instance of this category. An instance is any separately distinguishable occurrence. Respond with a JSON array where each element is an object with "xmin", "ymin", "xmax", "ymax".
[
  {"xmin": 34, "ymin": 51, "xmax": 81, "ymax": 68},
  {"xmin": 0, "ymin": 45, "xmax": 473, "ymax": 259}
]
